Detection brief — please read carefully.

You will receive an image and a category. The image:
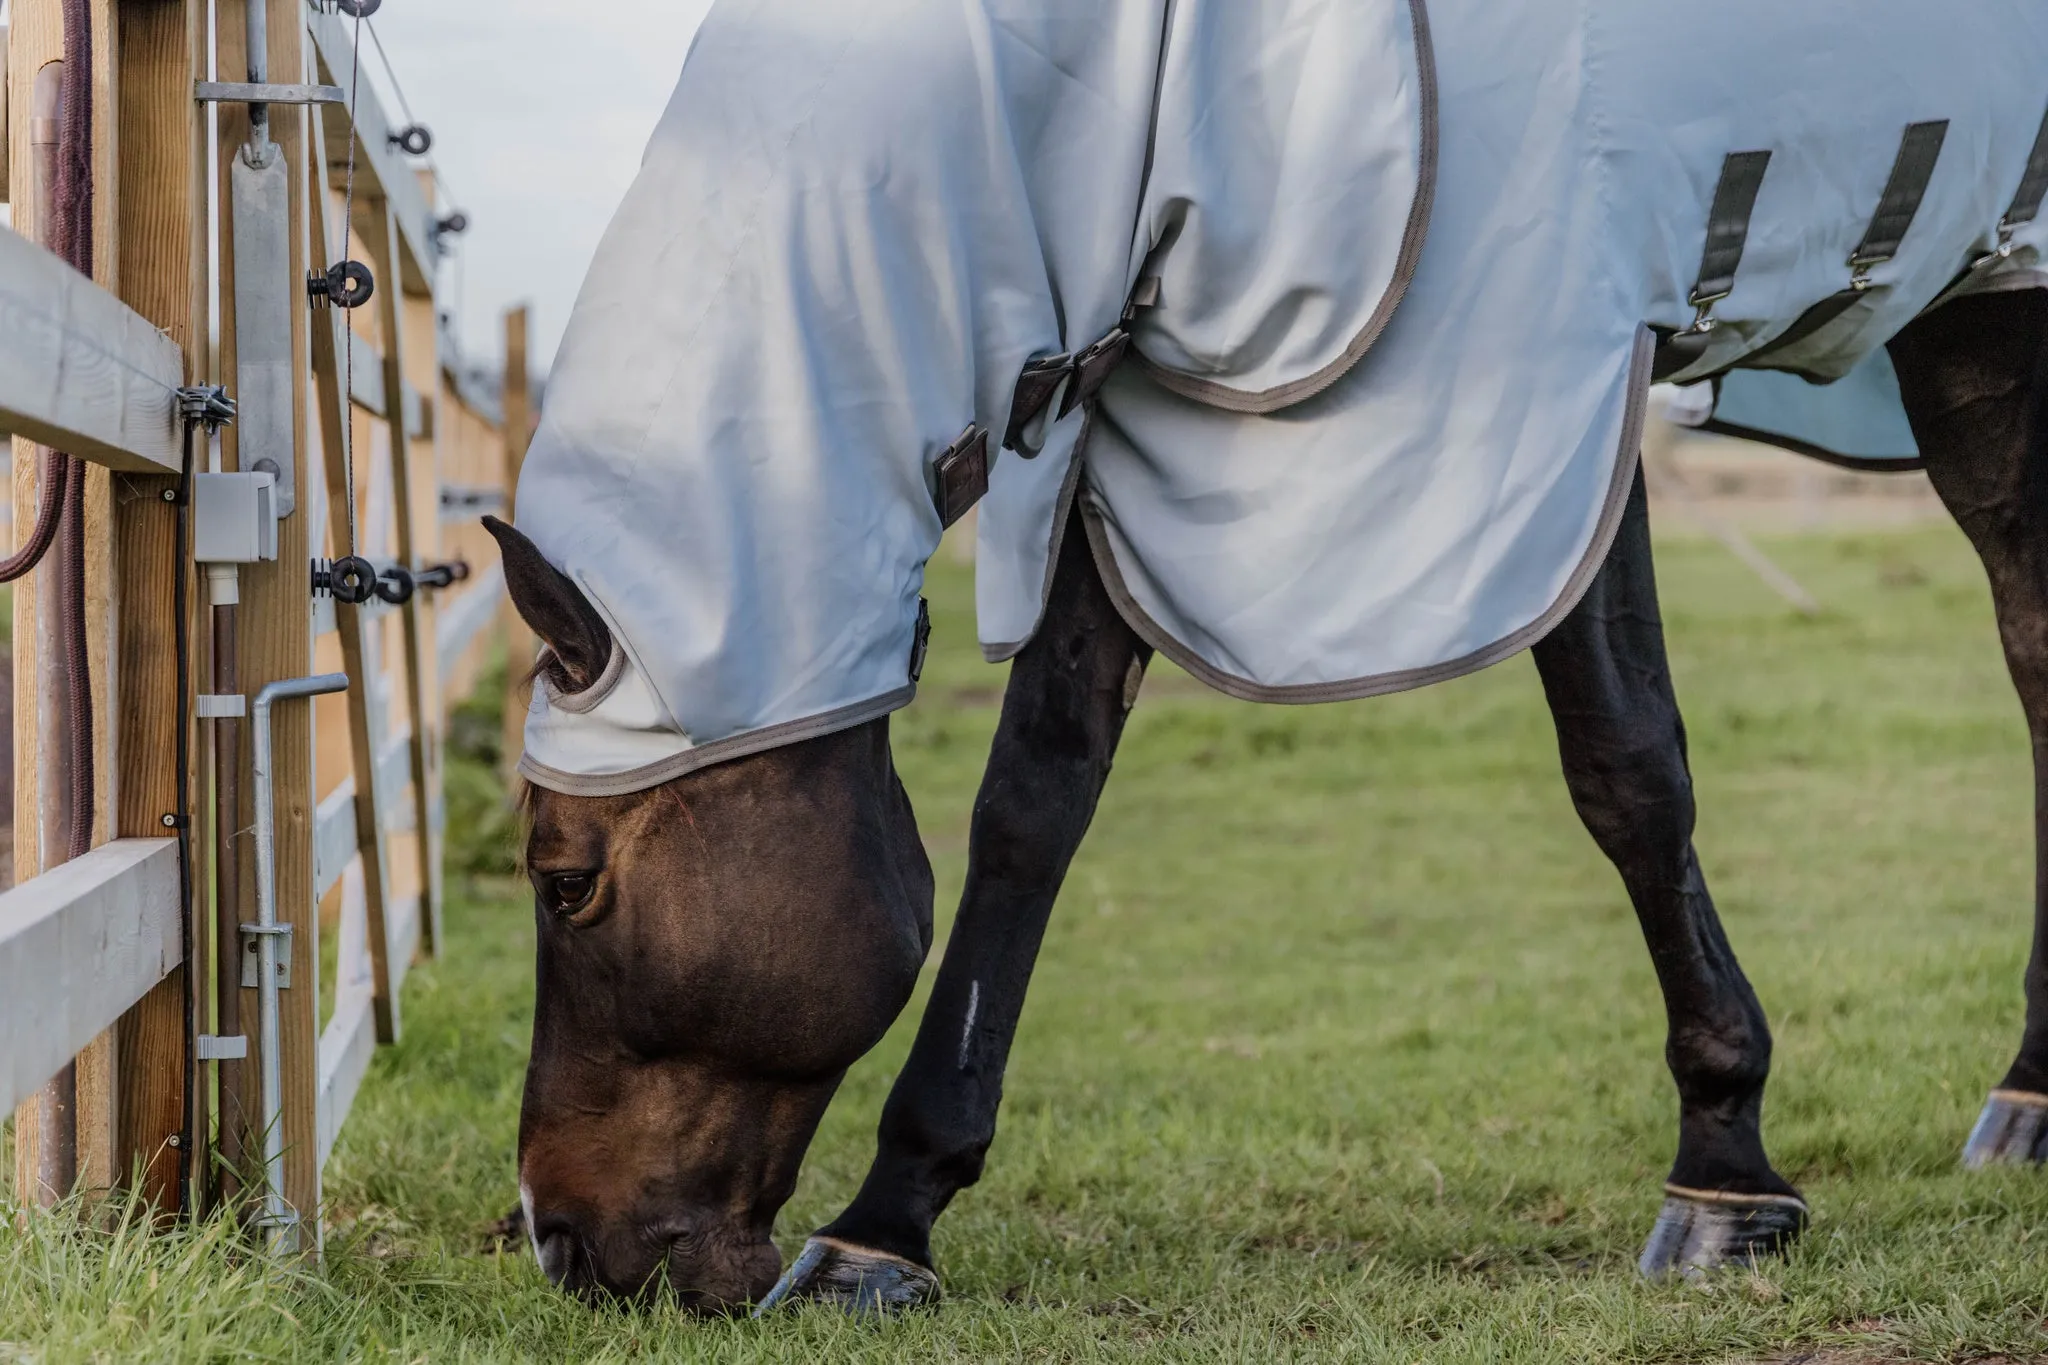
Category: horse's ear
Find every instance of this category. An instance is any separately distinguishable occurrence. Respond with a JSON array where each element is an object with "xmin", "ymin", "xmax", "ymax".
[{"xmin": 484, "ymin": 516, "xmax": 613, "ymax": 693}]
